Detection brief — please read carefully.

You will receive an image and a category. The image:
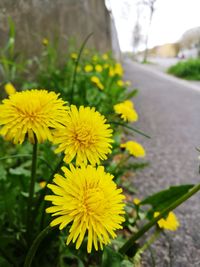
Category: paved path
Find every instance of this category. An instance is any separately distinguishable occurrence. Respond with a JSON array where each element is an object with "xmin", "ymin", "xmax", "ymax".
[{"xmin": 123, "ymin": 59, "xmax": 200, "ymax": 267}]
